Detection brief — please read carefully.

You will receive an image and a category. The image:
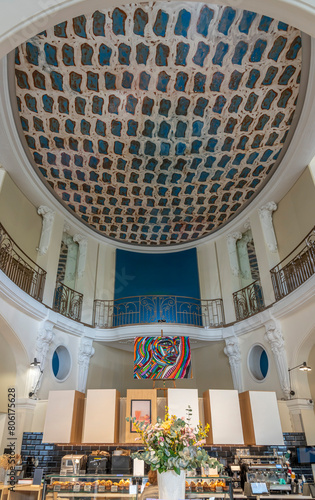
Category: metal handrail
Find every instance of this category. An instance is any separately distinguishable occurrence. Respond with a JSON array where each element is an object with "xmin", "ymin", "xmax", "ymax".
[
  {"xmin": 270, "ymin": 226, "xmax": 315, "ymax": 301},
  {"xmin": 53, "ymin": 280, "xmax": 83, "ymax": 322},
  {"xmin": 93, "ymin": 295, "xmax": 225, "ymax": 329},
  {"xmin": 233, "ymin": 279, "xmax": 265, "ymax": 321},
  {"xmin": 0, "ymin": 222, "xmax": 46, "ymax": 301}
]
